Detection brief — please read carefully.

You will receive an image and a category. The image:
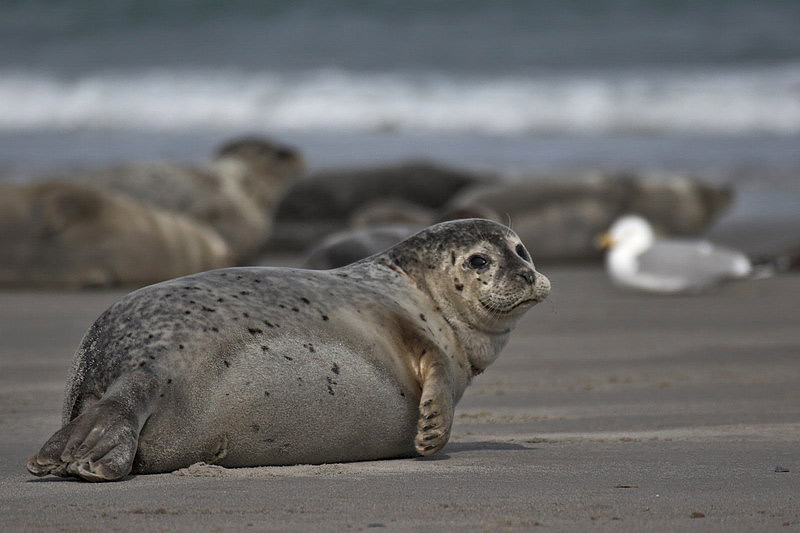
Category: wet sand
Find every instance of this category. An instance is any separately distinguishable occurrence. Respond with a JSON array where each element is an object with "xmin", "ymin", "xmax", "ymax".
[{"xmin": 1, "ymin": 265, "xmax": 798, "ymax": 531}]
